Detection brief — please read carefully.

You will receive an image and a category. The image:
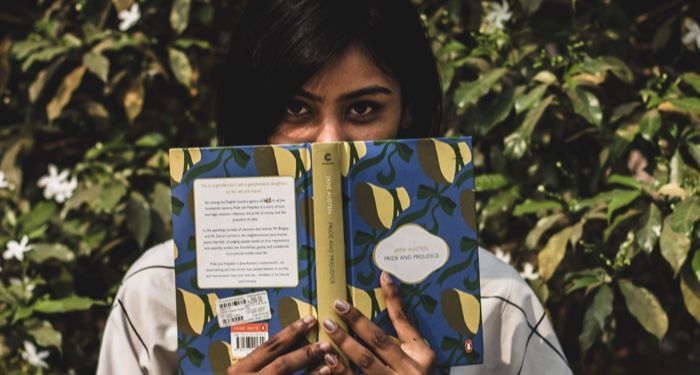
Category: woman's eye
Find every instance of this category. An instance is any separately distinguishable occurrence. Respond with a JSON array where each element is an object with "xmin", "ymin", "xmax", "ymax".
[
  {"xmin": 348, "ymin": 101, "xmax": 379, "ymax": 117},
  {"xmin": 286, "ymin": 101, "xmax": 310, "ymax": 116}
]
